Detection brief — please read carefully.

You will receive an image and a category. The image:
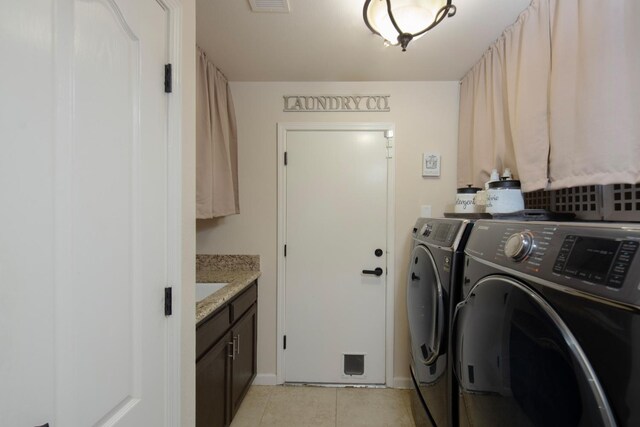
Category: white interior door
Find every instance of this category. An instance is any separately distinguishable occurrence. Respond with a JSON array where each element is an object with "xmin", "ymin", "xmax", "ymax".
[
  {"xmin": 0, "ymin": 0, "xmax": 174, "ymax": 425},
  {"xmin": 284, "ymin": 129, "xmax": 389, "ymax": 384}
]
